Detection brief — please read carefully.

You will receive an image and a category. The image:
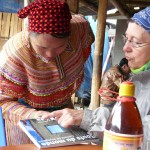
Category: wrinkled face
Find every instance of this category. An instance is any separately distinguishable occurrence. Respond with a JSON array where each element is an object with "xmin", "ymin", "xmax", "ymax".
[
  {"xmin": 123, "ymin": 22, "xmax": 150, "ymax": 69},
  {"xmin": 30, "ymin": 33, "xmax": 68, "ymax": 60}
]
